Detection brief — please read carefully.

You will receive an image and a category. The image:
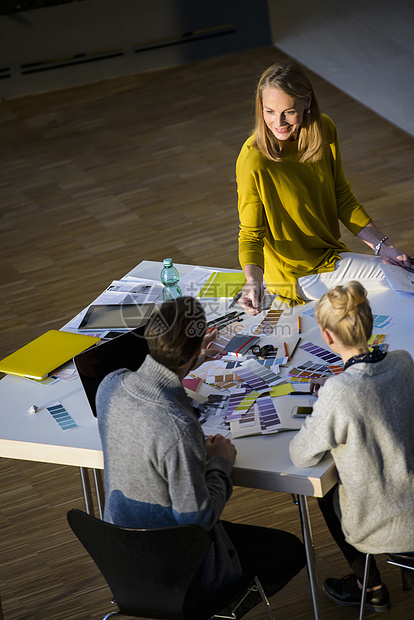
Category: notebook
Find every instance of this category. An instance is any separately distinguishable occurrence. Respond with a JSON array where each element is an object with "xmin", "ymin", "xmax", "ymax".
[
  {"xmin": 222, "ymin": 334, "xmax": 260, "ymax": 355},
  {"xmin": 74, "ymin": 325, "xmax": 149, "ymax": 417},
  {"xmin": 0, "ymin": 330, "xmax": 101, "ymax": 380}
]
